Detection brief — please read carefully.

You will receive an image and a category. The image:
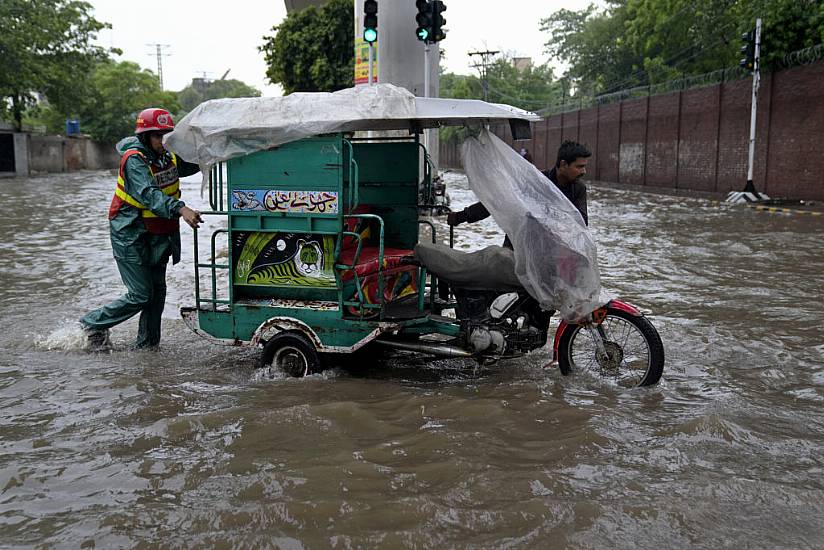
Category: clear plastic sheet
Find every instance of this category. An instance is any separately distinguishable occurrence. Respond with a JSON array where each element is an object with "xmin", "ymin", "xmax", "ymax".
[{"xmin": 462, "ymin": 129, "xmax": 606, "ymax": 321}]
